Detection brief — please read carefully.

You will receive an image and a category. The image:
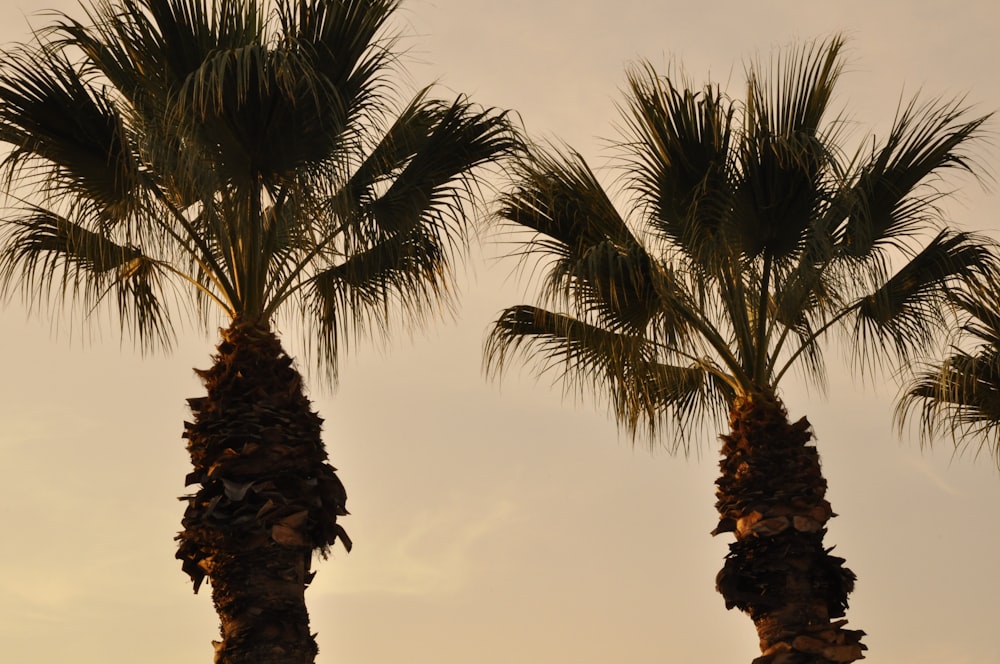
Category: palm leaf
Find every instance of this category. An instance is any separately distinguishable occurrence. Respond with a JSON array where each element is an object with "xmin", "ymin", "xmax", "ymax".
[
  {"xmin": 0, "ymin": 45, "xmax": 139, "ymax": 218},
  {"xmin": 363, "ymin": 97, "xmax": 515, "ymax": 241},
  {"xmin": 853, "ymin": 230, "xmax": 996, "ymax": 366},
  {"xmin": 306, "ymin": 226, "xmax": 445, "ymax": 372},
  {"xmin": 498, "ymin": 145, "xmax": 640, "ymax": 255},
  {"xmin": 837, "ymin": 96, "xmax": 989, "ymax": 258},
  {"xmin": 897, "ymin": 278, "xmax": 1000, "ymax": 465},
  {"xmin": 619, "ymin": 64, "xmax": 734, "ymax": 265},
  {"xmin": 485, "ymin": 304, "xmax": 731, "ymax": 443},
  {"xmin": 734, "ymin": 36, "xmax": 844, "ymax": 259},
  {"xmin": 904, "ymin": 352, "xmax": 1000, "ymax": 461},
  {"xmin": 497, "ymin": 146, "xmax": 672, "ymax": 332},
  {"xmin": 0, "ymin": 207, "xmax": 173, "ymax": 346}
]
